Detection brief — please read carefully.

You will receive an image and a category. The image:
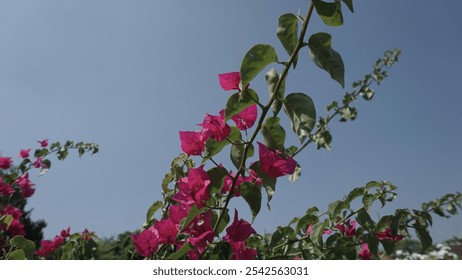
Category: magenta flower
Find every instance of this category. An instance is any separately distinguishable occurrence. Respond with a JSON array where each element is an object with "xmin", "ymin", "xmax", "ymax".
[
  {"xmin": 306, "ymin": 224, "xmax": 333, "ymax": 236},
  {"xmin": 168, "ymin": 204, "xmax": 189, "ymax": 225},
  {"xmin": 358, "ymin": 243, "xmax": 373, "ymax": 260},
  {"xmin": 19, "ymin": 149, "xmax": 31, "ymax": 159},
  {"xmin": 229, "ymin": 241, "xmax": 257, "ymax": 260},
  {"xmin": 224, "ymin": 209, "xmax": 256, "ymax": 243},
  {"xmin": 60, "ymin": 227, "xmax": 71, "ymax": 238},
  {"xmin": 131, "ymin": 229, "xmax": 159, "ymax": 258},
  {"xmin": 231, "ymin": 104, "xmax": 258, "ymax": 130},
  {"xmin": 38, "ymin": 139, "xmax": 48, "ymax": 147},
  {"xmin": 335, "ymin": 219, "xmax": 356, "ymax": 237},
  {"xmin": 33, "ymin": 157, "xmax": 44, "ymax": 168},
  {"xmin": 183, "ymin": 210, "xmax": 214, "ymax": 259},
  {"xmin": 35, "ymin": 239, "xmax": 60, "ymax": 257},
  {"xmin": 0, "ymin": 178, "xmax": 15, "ymax": 196},
  {"xmin": 219, "ymin": 72, "xmax": 242, "ymax": 91},
  {"xmin": 0, "ymin": 157, "xmax": 13, "ymax": 169},
  {"xmin": 257, "ymin": 142, "xmax": 297, "ymax": 178},
  {"xmin": 172, "ymin": 166, "xmax": 211, "ymax": 207},
  {"xmin": 179, "ymin": 131, "xmax": 205, "ymax": 156},
  {"xmin": 375, "ymin": 228, "xmax": 404, "ymax": 242},
  {"xmin": 199, "ymin": 113, "xmax": 231, "ymax": 142},
  {"xmin": 15, "ymin": 173, "xmax": 35, "ymax": 198},
  {"xmin": 152, "ymin": 218, "xmax": 178, "ymax": 245}
]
